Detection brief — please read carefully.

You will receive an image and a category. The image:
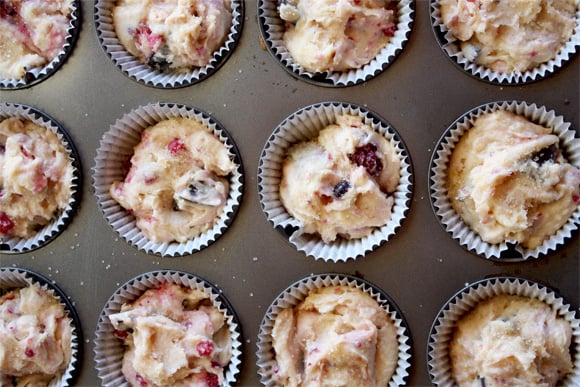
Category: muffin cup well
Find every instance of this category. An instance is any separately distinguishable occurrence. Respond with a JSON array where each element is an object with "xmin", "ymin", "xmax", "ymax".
[
  {"xmin": 429, "ymin": 100, "xmax": 580, "ymax": 261},
  {"xmin": 430, "ymin": 0, "xmax": 580, "ymax": 85},
  {"xmin": 93, "ymin": 270, "xmax": 243, "ymax": 387},
  {"xmin": 256, "ymin": 273, "xmax": 412, "ymax": 386},
  {"xmin": 93, "ymin": 102, "xmax": 244, "ymax": 257},
  {"xmin": 427, "ymin": 276, "xmax": 580, "ymax": 386},
  {"xmin": 0, "ymin": 266, "xmax": 83, "ymax": 386},
  {"xmin": 0, "ymin": 103, "xmax": 82, "ymax": 254},
  {"xmin": 258, "ymin": 101, "xmax": 413, "ymax": 261},
  {"xmin": 94, "ymin": 0, "xmax": 243, "ymax": 88},
  {"xmin": 0, "ymin": 0, "xmax": 81, "ymax": 90},
  {"xmin": 258, "ymin": 0, "xmax": 415, "ymax": 87}
]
